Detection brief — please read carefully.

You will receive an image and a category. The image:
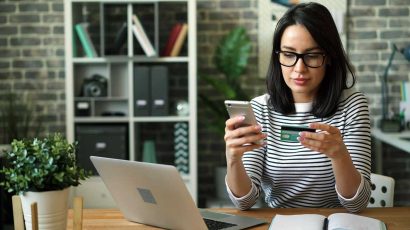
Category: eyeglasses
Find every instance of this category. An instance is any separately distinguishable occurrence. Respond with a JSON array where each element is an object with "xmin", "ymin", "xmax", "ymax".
[{"xmin": 275, "ymin": 51, "xmax": 326, "ymax": 68}]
